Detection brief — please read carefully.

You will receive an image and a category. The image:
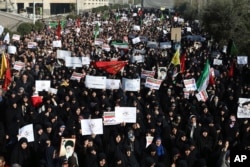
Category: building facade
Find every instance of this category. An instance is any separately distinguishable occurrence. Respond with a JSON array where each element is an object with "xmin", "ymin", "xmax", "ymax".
[{"xmin": 0, "ymin": 0, "xmax": 109, "ymax": 16}]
